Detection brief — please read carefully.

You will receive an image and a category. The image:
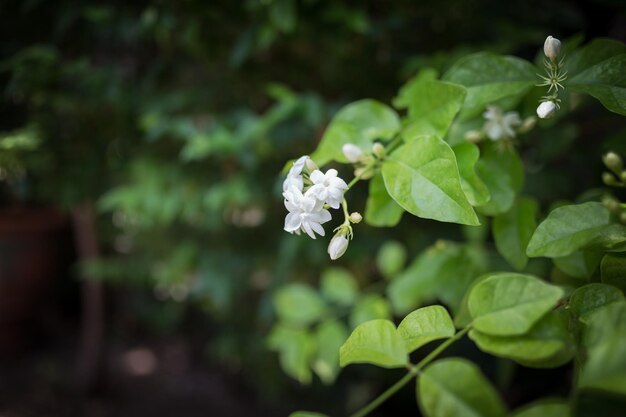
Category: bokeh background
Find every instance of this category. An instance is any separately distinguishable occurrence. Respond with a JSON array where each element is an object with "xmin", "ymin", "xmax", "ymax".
[{"xmin": 1, "ymin": 1, "xmax": 625, "ymax": 416}]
